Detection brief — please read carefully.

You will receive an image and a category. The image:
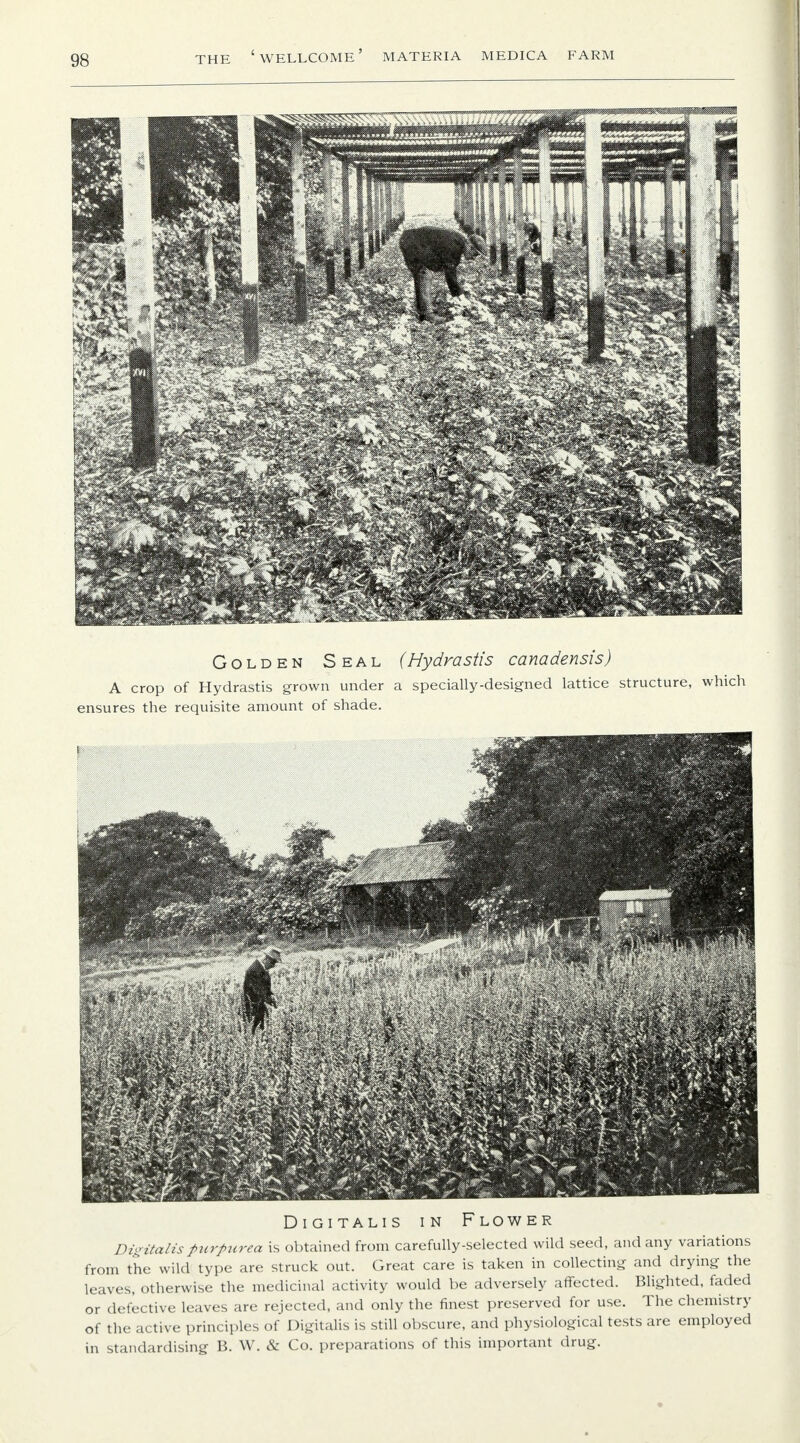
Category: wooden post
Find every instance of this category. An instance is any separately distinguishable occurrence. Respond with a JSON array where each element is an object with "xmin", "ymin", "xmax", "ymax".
[
  {"xmin": 602, "ymin": 175, "xmax": 611, "ymax": 256},
  {"xmin": 374, "ymin": 179, "xmax": 382, "ymax": 252},
  {"xmin": 322, "ymin": 149, "xmax": 335, "ymax": 295},
  {"xmin": 639, "ymin": 179, "xmax": 647, "ymax": 237},
  {"xmin": 120, "ymin": 117, "xmax": 159, "ymax": 468},
  {"xmin": 619, "ymin": 180, "xmax": 627, "ymax": 235},
  {"xmin": 584, "ymin": 116, "xmax": 605, "ymax": 361},
  {"xmin": 553, "ymin": 182, "xmax": 560, "ymax": 236},
  {"xmin": 563, "ymin": 180, "xmax": 572, "ymax": 240},
  {"xmin": 487, "ymin": 166, "xmax": 497, "ymax": 265},
  {"xmin": 291, "ymin": 127, "xmax": 308, "ymax": 324},
  {"xmin": 719, "ymin": 145, "xmax": 734, "ymax": 292},
  {"xmin": 465, "ymin": 177, "xmax": 475, "ymax": 231},
  {"xmin": 356, "ymin": 166, "xmax": 365, "ymax": 268},
  {"xmin": 497, "ymin": 156, "xmax": 509, "ymax": 273},
  {"xmin": 685, "ymin": 114, "xmax": 719, "ymax": 463},
  {"xmin": 581, "ymin": 171, "xmax": 588, "ymax": 245},
  {"xmin": 366, "ymin": 172, "xmax": 375, "ymax": 258},
  {"xmin": 237, "ymin": 114, "xmax": 260, "ymax": 363},
  {"xmin": 478, "ymin": 169, "xmax": 487, "ymax": 239},
  {"xmin": 664, "ymin": 159, "xmax": 675, "ymax": 275},
  {"xmin": 539, "ymin": 128, "xmax": 555, "ymax": 320},
  {"xmin": 341, "ymin": 159, "xmax": 352, "ymax": 280},
  {"xmin": 629, "ymin": 168, "xmax": 638, "ymax": 263},
  {"xmin": 387, "ymin": 179, "xmax": 394, "ymax": 235},
  {"xmin": 201, "ymin": 226, "xmax": 216, "ymax": 305},
  {"xmin": 513, "ymin": 143, "xmax": 526, "ymax": 294}
]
